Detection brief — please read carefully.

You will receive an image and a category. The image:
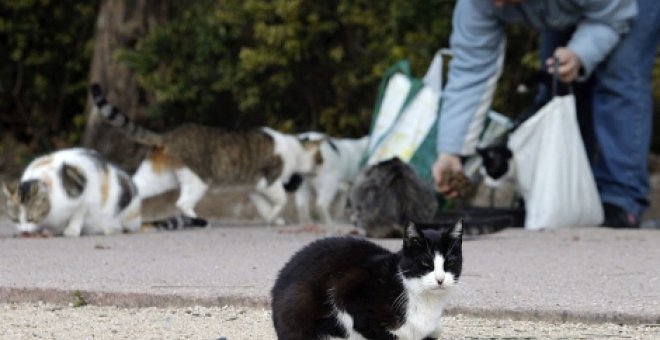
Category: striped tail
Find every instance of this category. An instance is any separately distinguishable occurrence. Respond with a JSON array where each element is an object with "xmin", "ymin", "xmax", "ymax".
[
  {"xmin": 142, "ymin": 214, "xmax": 208, "ymax": 231},
  {"xmin": 89, "ymin": 83, "xmax": 163, "ymax": 146}
]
